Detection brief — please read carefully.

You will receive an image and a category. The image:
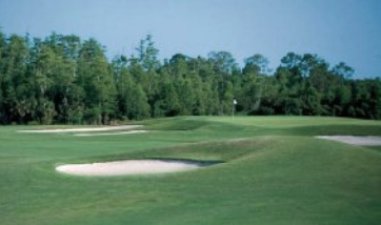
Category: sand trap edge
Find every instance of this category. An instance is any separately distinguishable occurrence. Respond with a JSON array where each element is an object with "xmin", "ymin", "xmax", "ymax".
[
  {"xmin": 316, "ymin": 135, "xmax": 381, "ymax": 146},
  {"xmin": 55, "ymin": 159, "xmax": 206, "ymax": 176},
  {"xmin": 74, "ymin": 130, "xmax": 148, "ymax": 137},
  {"xmin": 18, "ymin": 125, "xmax": 143, "ymax": 133}
]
